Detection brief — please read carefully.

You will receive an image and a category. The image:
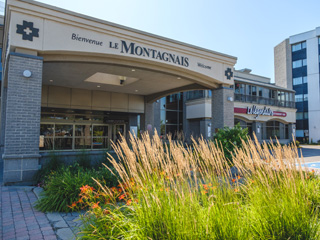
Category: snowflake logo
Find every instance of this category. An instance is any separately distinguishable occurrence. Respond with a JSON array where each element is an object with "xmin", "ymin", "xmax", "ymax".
[
  {"xmin": 16, "ymin": 21, "xmax": 39, "ymax": 41},
  {"xmin": 225, "ymin": 68, "xmax": 233, "ymax": 80}
]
